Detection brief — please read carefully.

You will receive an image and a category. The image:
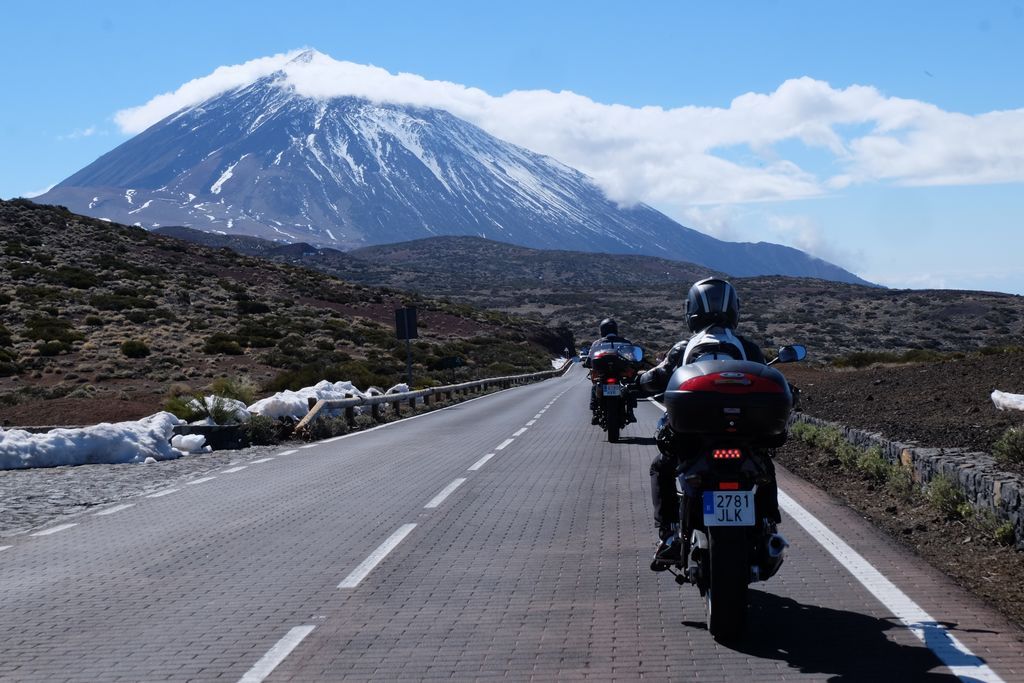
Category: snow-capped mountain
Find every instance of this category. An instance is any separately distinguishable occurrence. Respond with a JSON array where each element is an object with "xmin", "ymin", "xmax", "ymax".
[{"xmin": 37, "ymin": 51, "xmax": 868, "ymax": 283}]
